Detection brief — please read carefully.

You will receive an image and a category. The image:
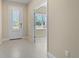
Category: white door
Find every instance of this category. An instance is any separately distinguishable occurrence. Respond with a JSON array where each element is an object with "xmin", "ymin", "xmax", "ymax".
[{"xmin": 9, "ymin": 6, "xmax": 23, "ymax": 39}]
